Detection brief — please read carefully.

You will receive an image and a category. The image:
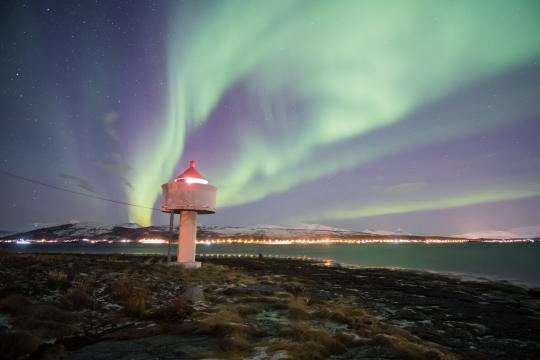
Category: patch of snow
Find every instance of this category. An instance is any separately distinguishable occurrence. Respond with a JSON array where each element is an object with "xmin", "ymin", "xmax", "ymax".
[
  {"xmin": 0, "ymin": 230, "xmax": 14, "ymax": 237},
  {"xmin": 104, "ymin": 303, "xmax": 123, "ymax": 311},
  {"xmin": 452, "ymin": 230, "xmax": 520, "ymax": 239},
  {"xmin": 253, "ymin": 224, "xmax": 287, "ymax": 229},
  {"xmin": 202, "ymin": 224, "xmax": 353, "ymax": 238},
  {"xmin": 29, "ymin": 222, "xmax": 71, "ymax": 230},
  {"xmin": 295, "ymin": 223, "xmax": 352, "ymax": 232},
  {"xmin": 0, "ymin": 314, "xmax": 13, "ymax": 330},
  {"xmin": 117, "ymin": 222, "xmax": 142, "ymax": 229},
  {"xmin": 508, "ymin": 225, "xmax": 540, "ymax": 239},
  {"xmin": 364, "ymin": 228, "xmax": 412, "ymax": 236}
]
